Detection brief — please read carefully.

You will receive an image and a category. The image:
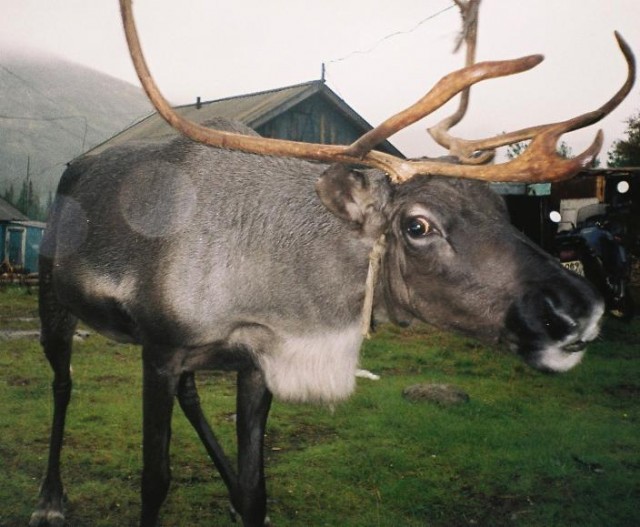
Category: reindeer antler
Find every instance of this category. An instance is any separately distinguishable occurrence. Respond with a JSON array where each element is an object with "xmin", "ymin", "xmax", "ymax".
[
  {"xmin": 426, "ymin": 1, "xmax": 635, "ymax": 167},
  {"xmin": 120, "ymin": 0, "xmax": 634, "ymax": 183}
]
